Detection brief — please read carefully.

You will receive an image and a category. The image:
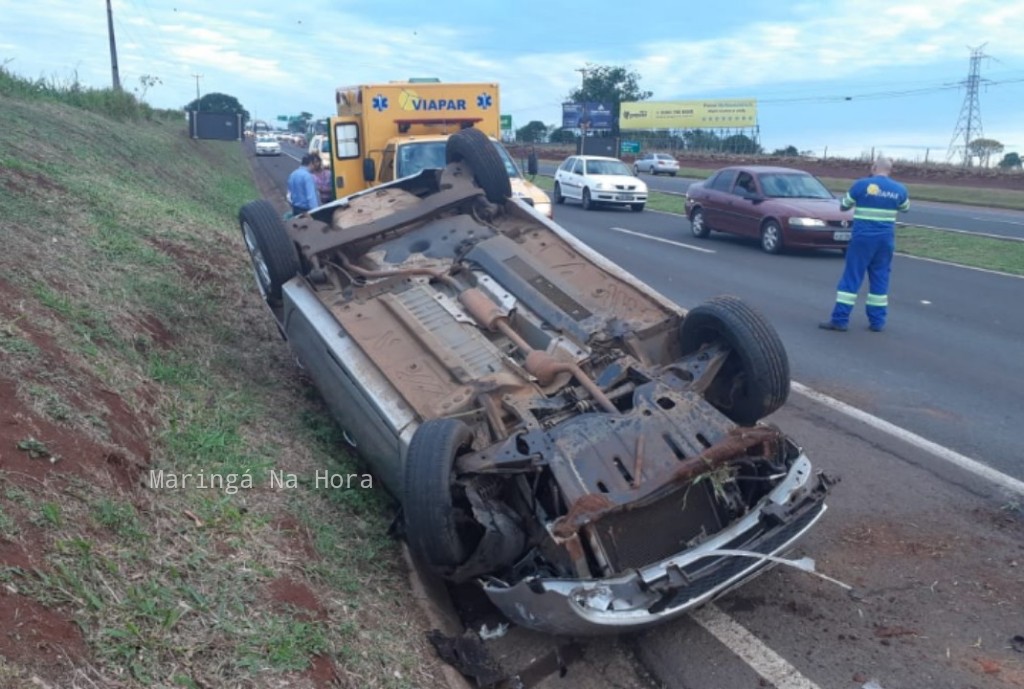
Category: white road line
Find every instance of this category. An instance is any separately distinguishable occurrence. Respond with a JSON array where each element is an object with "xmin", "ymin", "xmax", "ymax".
[
  {"xmin": 897, "ymin": 222, "xmax": 1024, "ymax": 243},
  {"xmin": 691, "ymin": 604, "xmax": 823, "ymax": 689},
  {"xmin": 610, "ymin": 227, "xmax": 716, "ymax": 253},
  {"xmin": 792, "ymin": 381, "xmax": 1024, "ymax": 496},
  {"xmin": 894, "ymin": 251, "xmax": 1024, "ymax": 279},
  {"xmin": 968, "ymin": 216, "xmax": 1024, "ymax": 226}
]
